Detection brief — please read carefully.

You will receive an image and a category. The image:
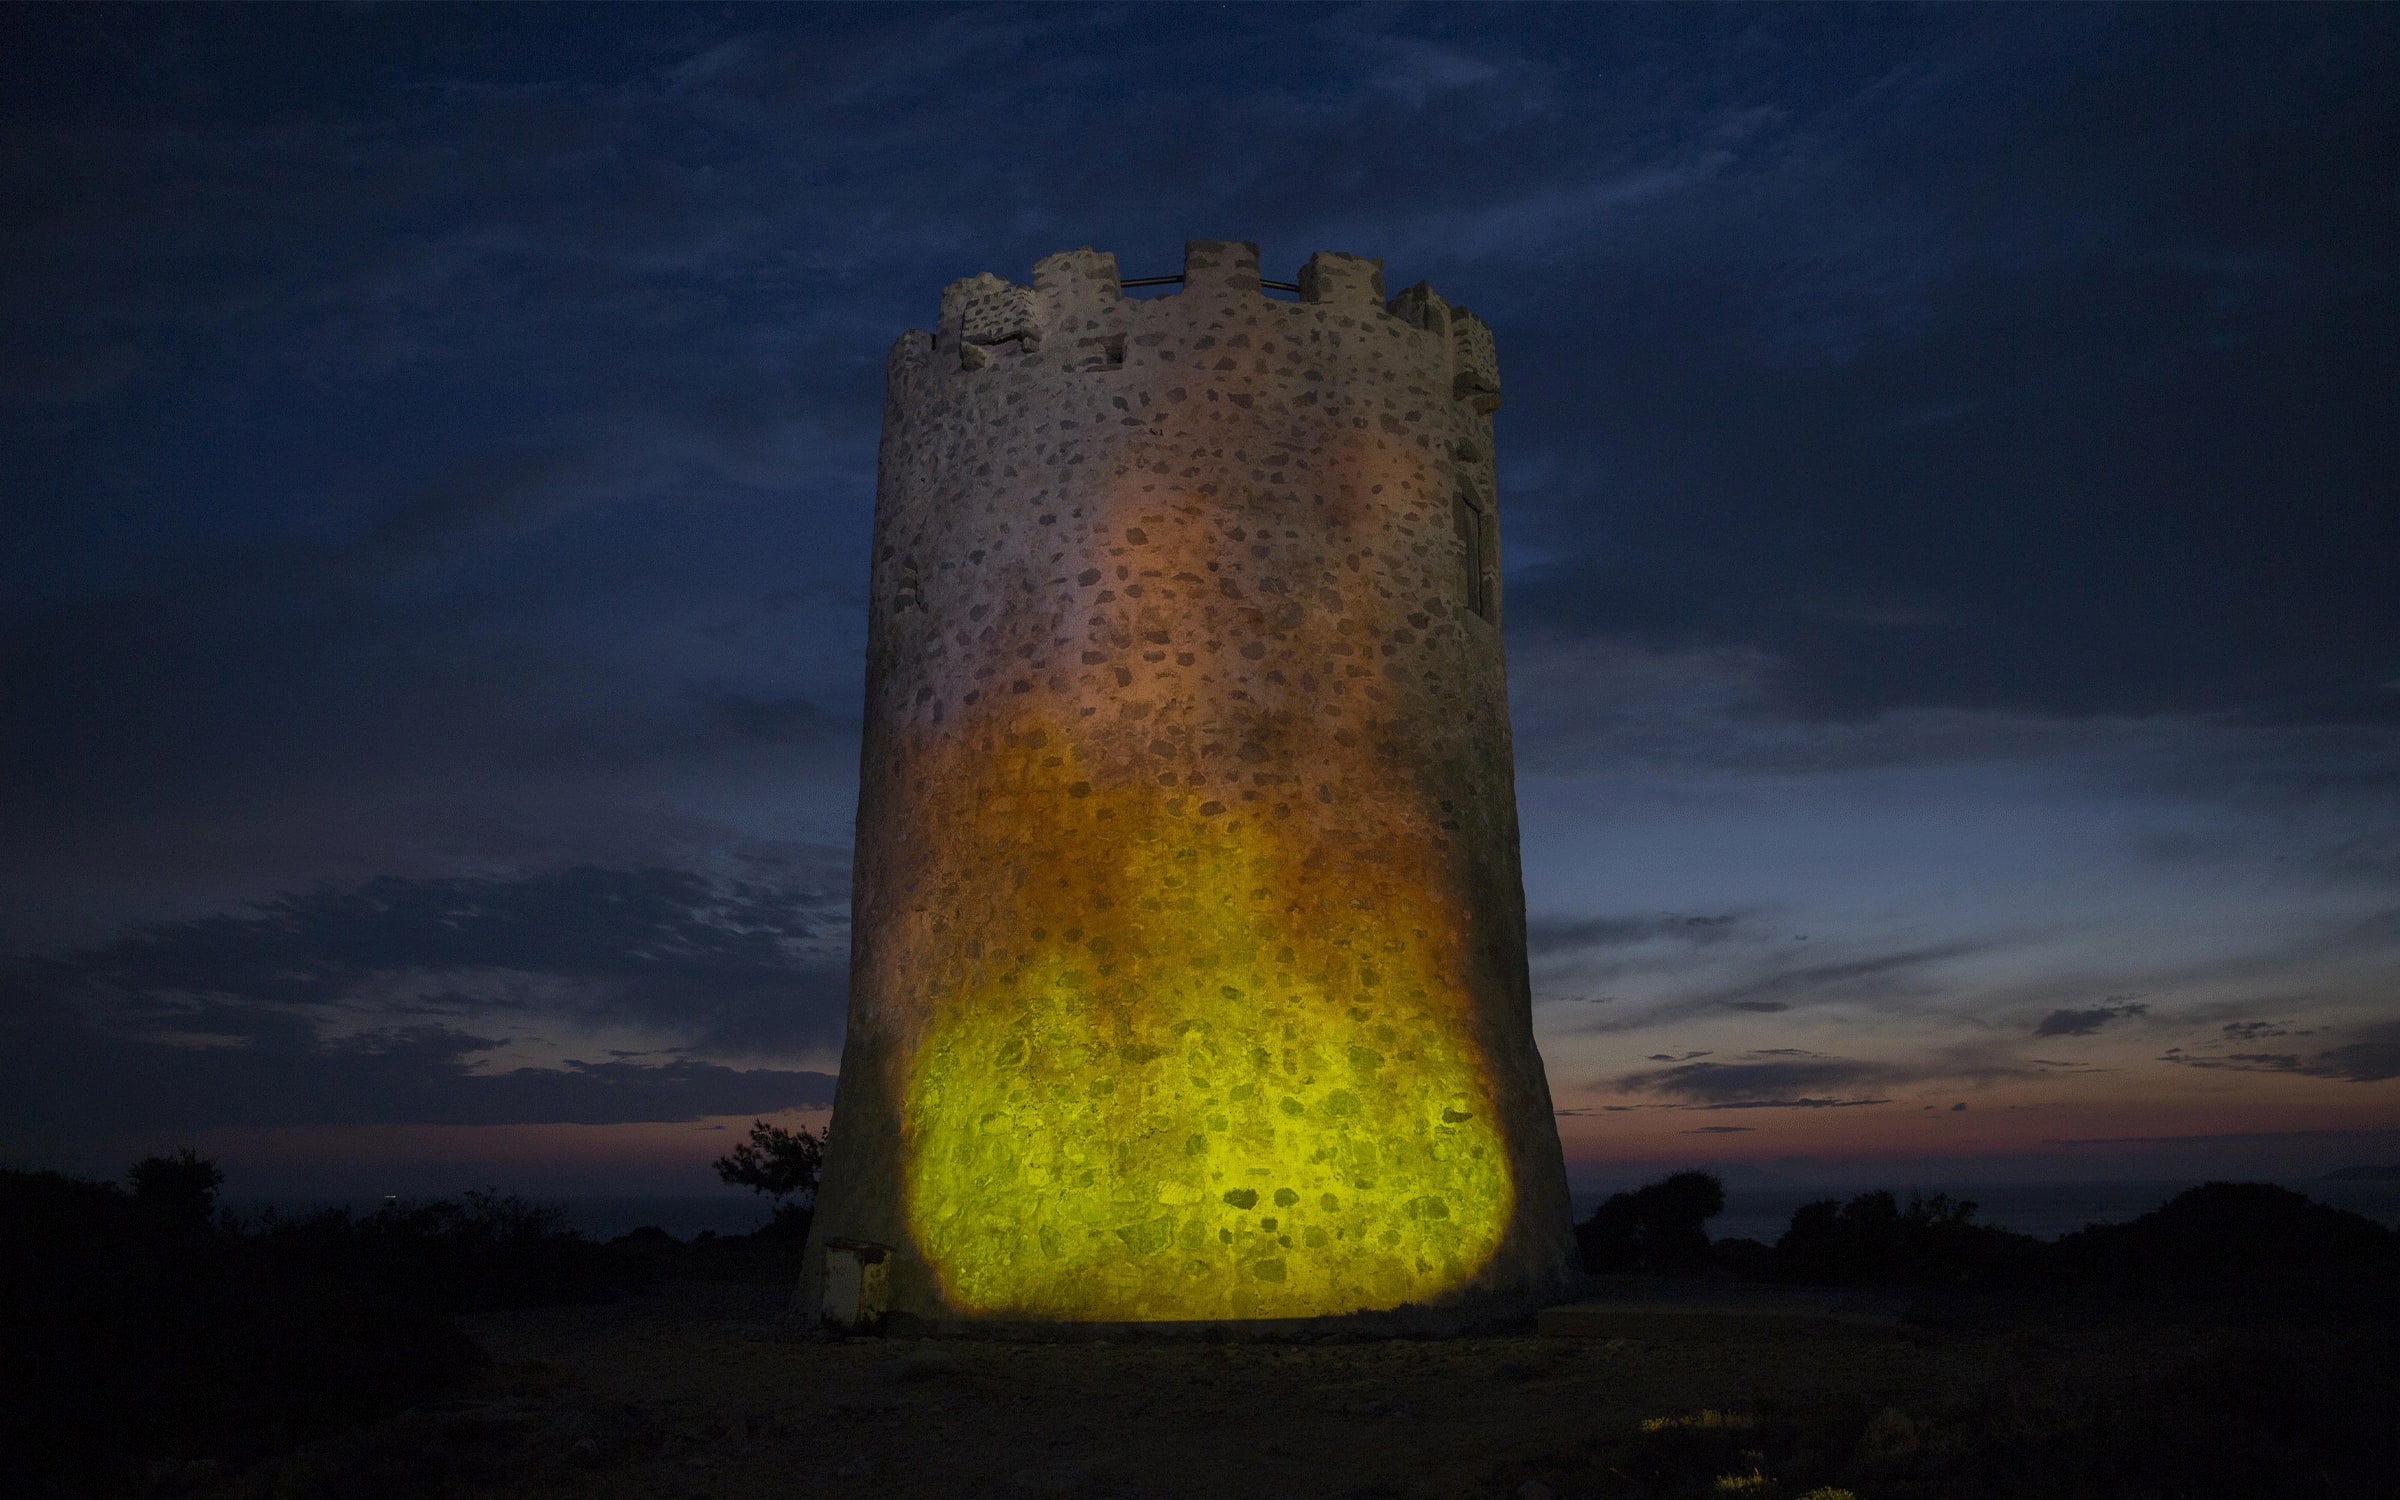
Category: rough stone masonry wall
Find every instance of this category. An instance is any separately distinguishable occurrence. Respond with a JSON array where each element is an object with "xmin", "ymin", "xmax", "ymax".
[{"xmin": 801, "ymin": 240, "xmax": 1578, "ymax": 1328}]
